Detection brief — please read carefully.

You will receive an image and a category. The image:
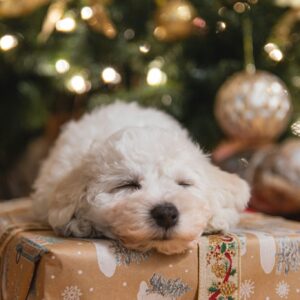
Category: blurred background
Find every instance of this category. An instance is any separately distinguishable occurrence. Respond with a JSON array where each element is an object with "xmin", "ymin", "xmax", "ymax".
[{"xmin": 0, "ymin": 0, "xmax": 299, "ymax": 216}]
